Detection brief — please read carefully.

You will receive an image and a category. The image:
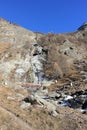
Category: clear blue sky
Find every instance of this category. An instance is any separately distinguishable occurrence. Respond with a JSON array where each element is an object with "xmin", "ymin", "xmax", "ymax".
[{"xmin": 0, "ymin": 0, "xmax": 87, "ymax": 33}]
